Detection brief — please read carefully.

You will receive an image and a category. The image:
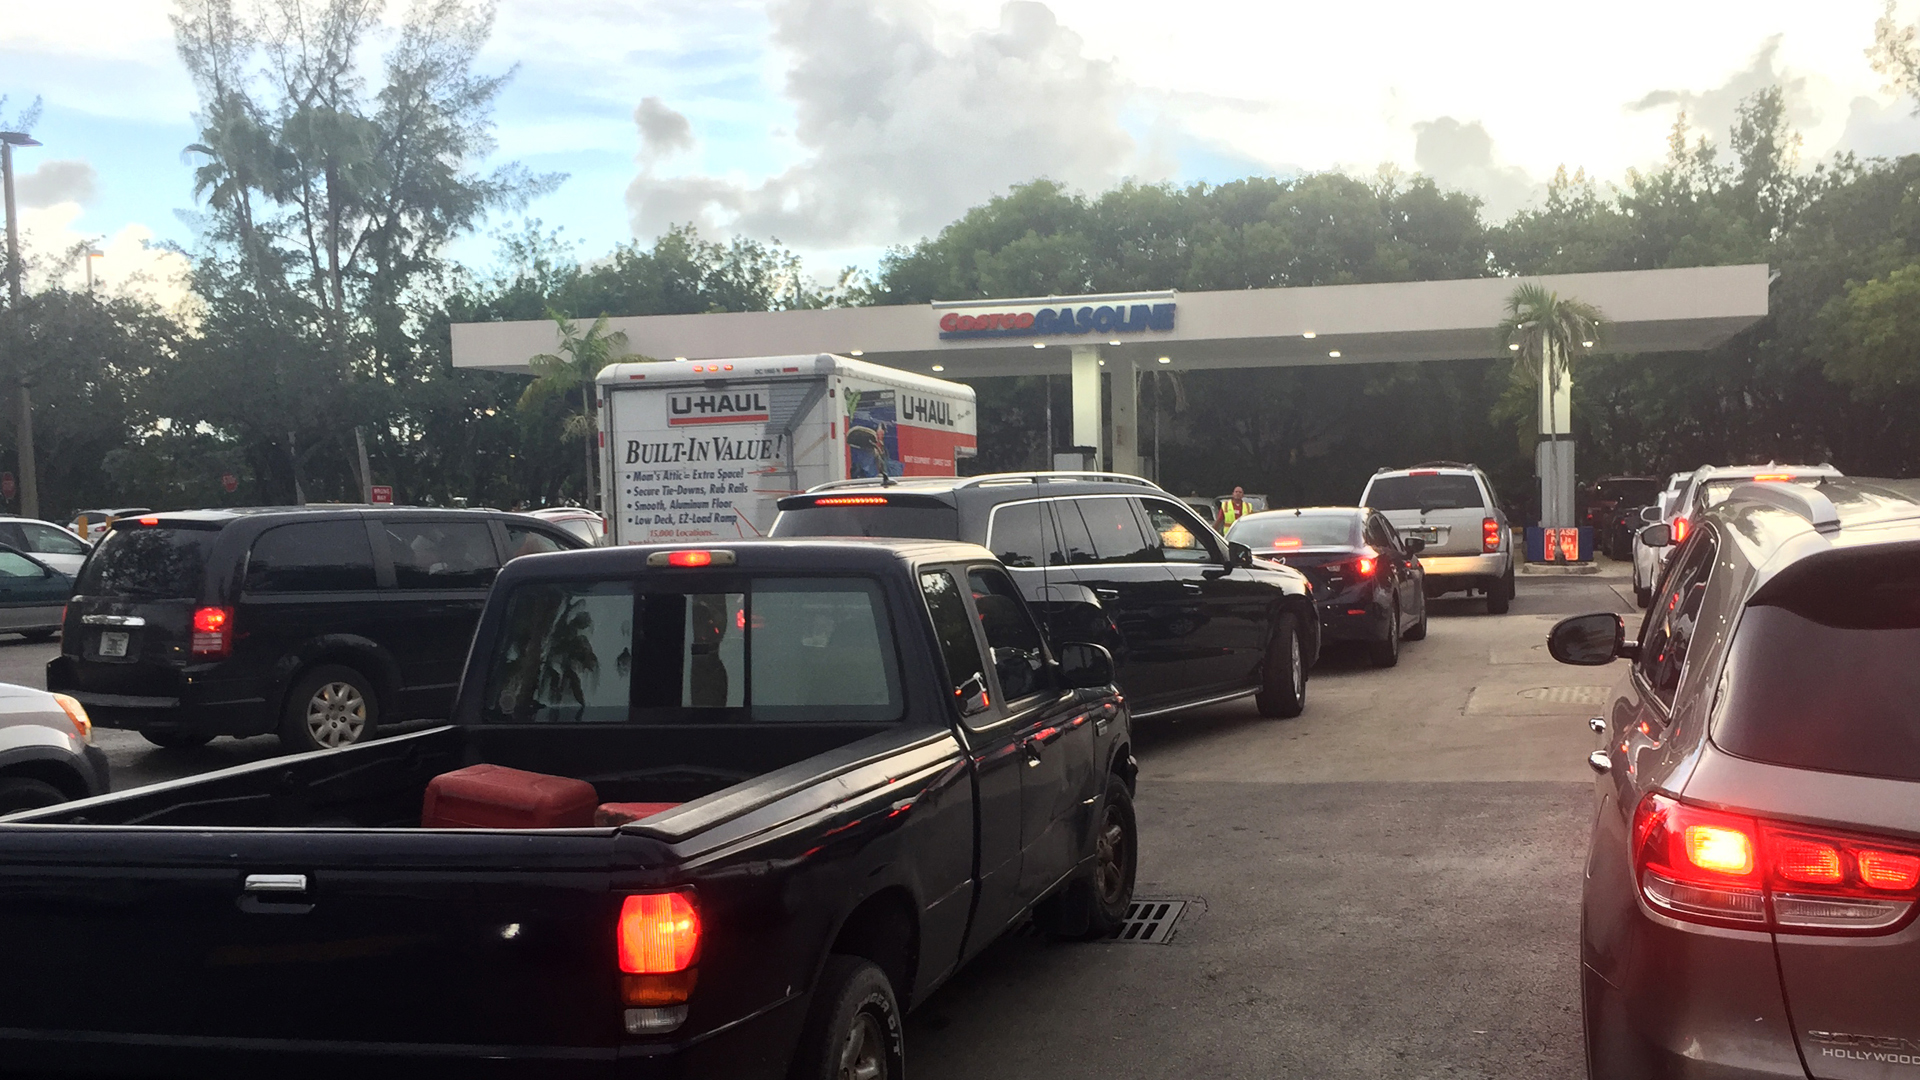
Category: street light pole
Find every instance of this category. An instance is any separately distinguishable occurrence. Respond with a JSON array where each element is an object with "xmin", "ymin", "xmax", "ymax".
[{"xmin": 1, "ymin": 131, "xmax": 41, "ymax": 519}]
